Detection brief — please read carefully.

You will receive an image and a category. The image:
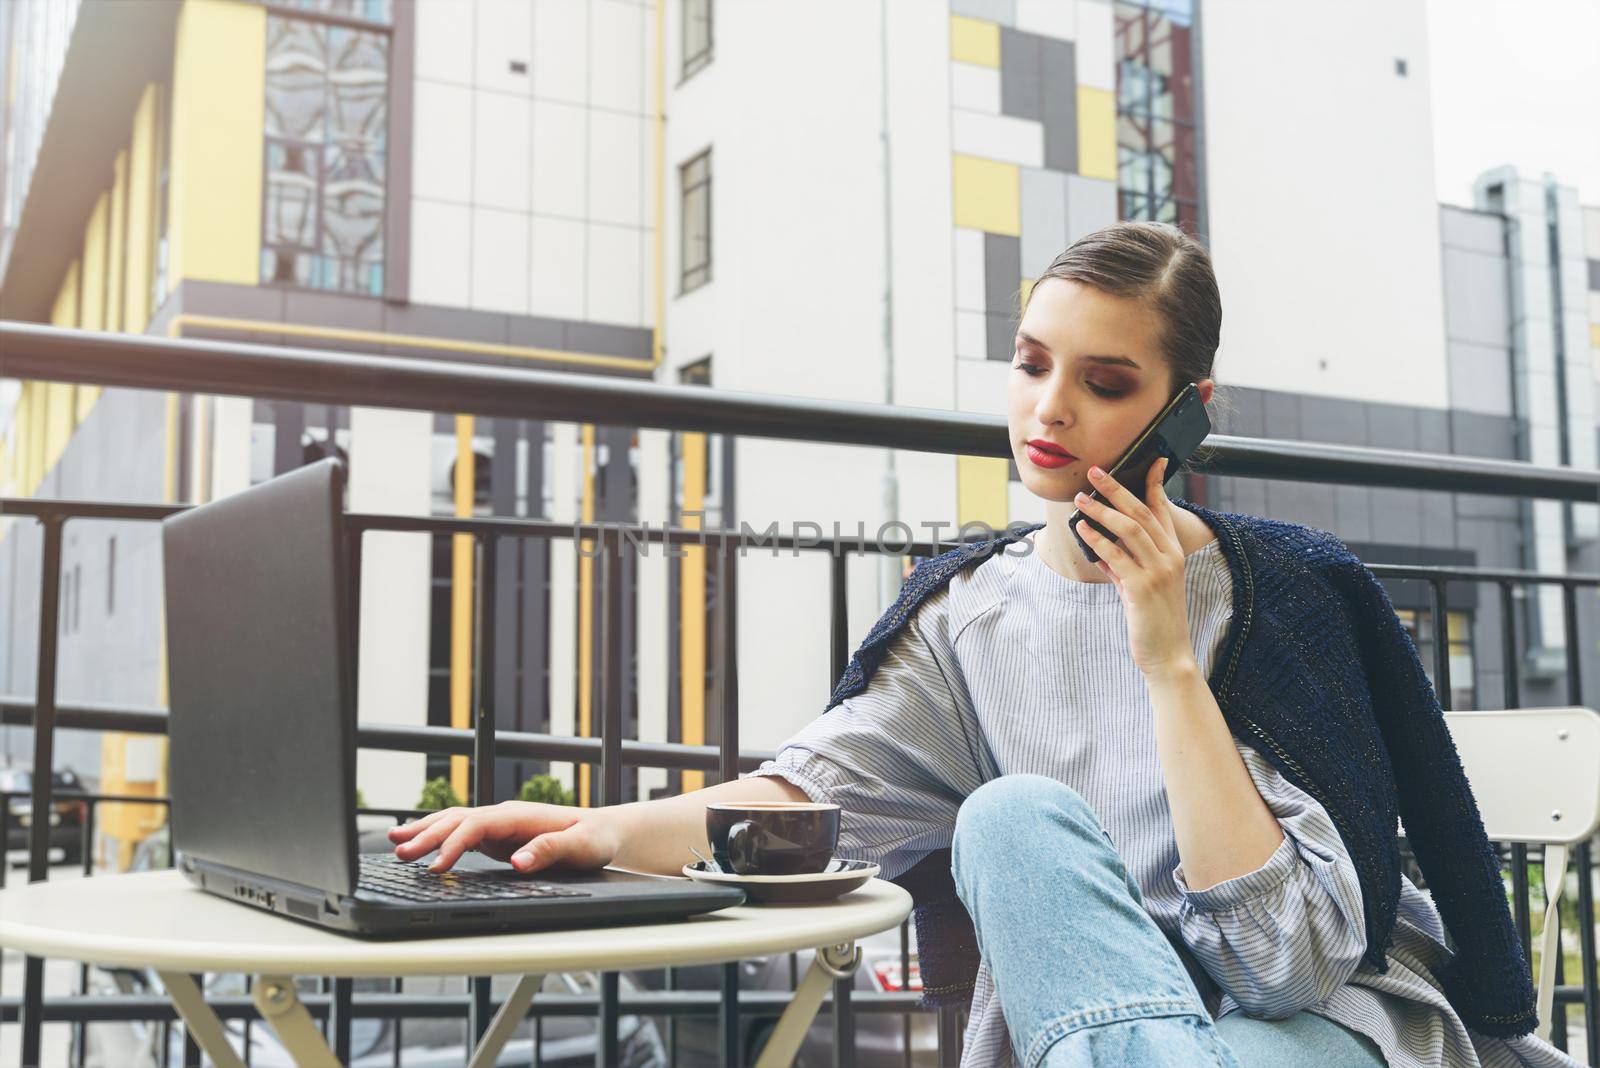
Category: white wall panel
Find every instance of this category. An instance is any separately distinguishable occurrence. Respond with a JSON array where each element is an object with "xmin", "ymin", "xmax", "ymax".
[
  {"xmin": 531, "ymin": 100, "xmax": 588, "ymax": 218},
  {"xmin": 590, "ymin": 0, "xmax": 644, "ymax": 113},
  {"xmin": 588, "ymin": 111, "xmax": 644, "ymax": 227},
  {"xmin": 529, "ymin": 215, "xmax": 586, "ymax": 318},
  {"xmin": 473, "ymin": 90, "xmax": 532, "ymax": 212},
  {"xmin": 585, "ymin": 222, "xmax": 642, "ymax": 326},
  {"xmin": 412, "ymin": 80, "xmax": 472, "ymax": 203},
  {"xmin": 471, "ymin": 206, "xmax": 530, "ymax": 314},
  {"xmin": 474, "ymin": 0, "xmax": 533, "ymax": 96},
  {"xmin": 410, "ymin": 199, "xmax": 471, "ymax": 306},
  {"xmin": 413, "ymin": 0, "xmax": 473, "ymax": 85},
  {"xmin": 532, "ymin": 0, "xmax": 589, "ymax": 105}
]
